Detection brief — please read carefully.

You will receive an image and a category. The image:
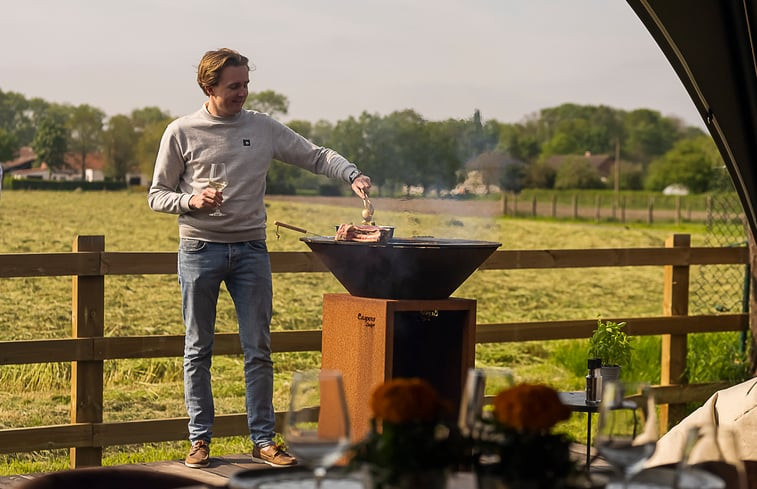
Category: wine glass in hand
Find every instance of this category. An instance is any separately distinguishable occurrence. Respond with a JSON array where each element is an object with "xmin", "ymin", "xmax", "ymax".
[
  {"xmin": 596, "ymin": 381, "xmax": 658, "ymax": 488},
  {"xmin": 284, "ymin": 369, "xmax": 351, "ymax": 488},
  {"xmin": 208, "ymin": 163, "xmax": 228, "ymax": 217}
]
